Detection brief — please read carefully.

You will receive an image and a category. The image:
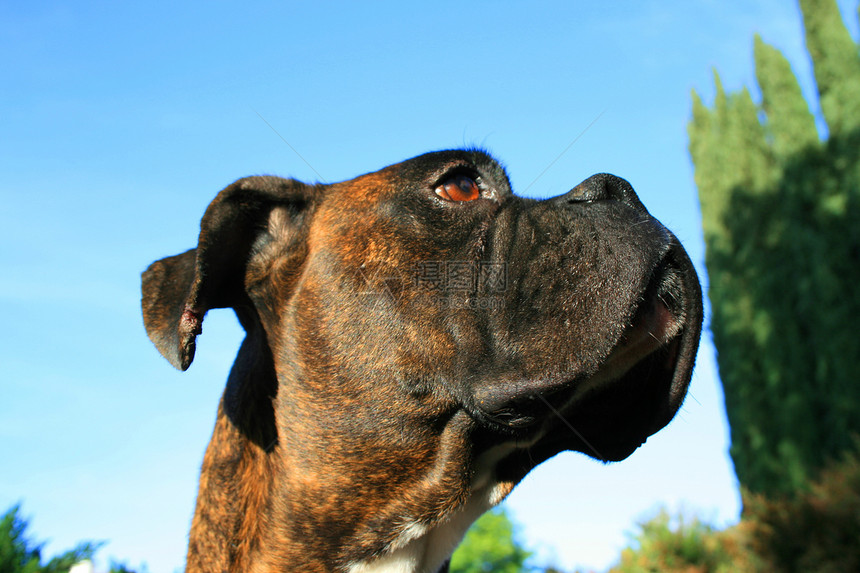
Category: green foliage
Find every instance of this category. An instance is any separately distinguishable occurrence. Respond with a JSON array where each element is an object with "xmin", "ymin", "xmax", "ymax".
[
  {"xmin": 798, "ymin": 0, "xmax": 860, "ymax": 135},
  {"xmin": 107, "ymin": 562, "xmax": 139, "ymax": 573},
  {"xmin": 608, "ymin": 445, "xmax": 860, "ymax": 572},
  {"xmin": 450, "ymin": 507, "xmax": 534, "ymax": 573},
  {"xmin": 742, "ymin": 440, "xmax": 860, "ymax": 573},
  {"xmin": 0, "ymin": 505, "xmax": 100, "ymax": 573},
  {"xmin": 688, "ymin": 0, "xmax": 860, "ymax": 496},
  {"xmin": 608, "ymin": 509, "xmax": 757, "ymax": 573}
]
